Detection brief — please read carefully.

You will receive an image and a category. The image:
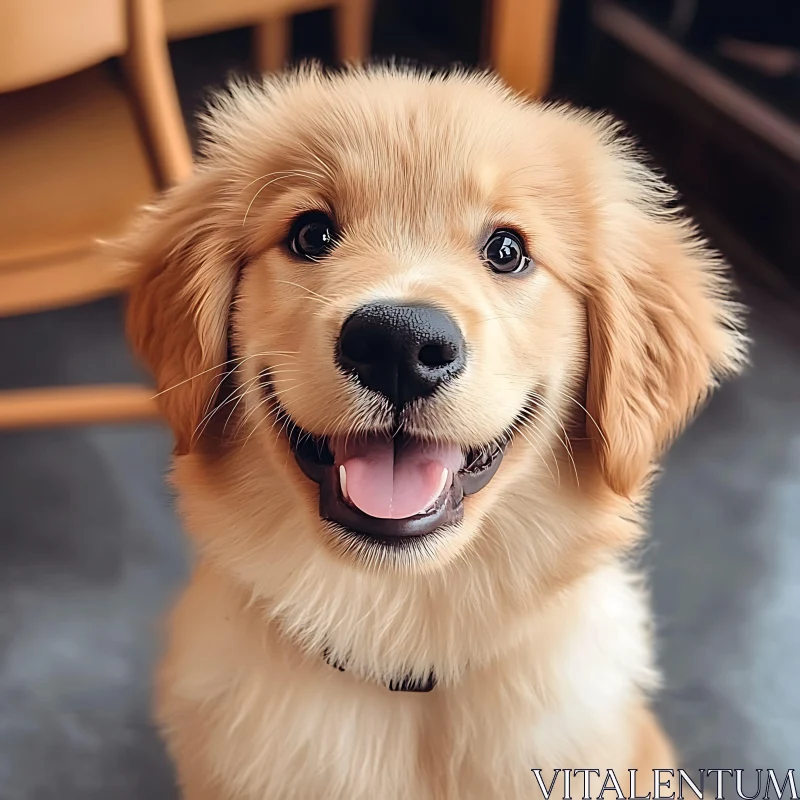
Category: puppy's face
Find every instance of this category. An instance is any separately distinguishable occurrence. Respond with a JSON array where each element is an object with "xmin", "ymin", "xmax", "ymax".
[
  {"xmin": 232, "ymin": 82, "xmax": 588, "ymax": 566},
  {"xmin": 126, "ymin": 68, "xmax": 745, "ymax": 573}
]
